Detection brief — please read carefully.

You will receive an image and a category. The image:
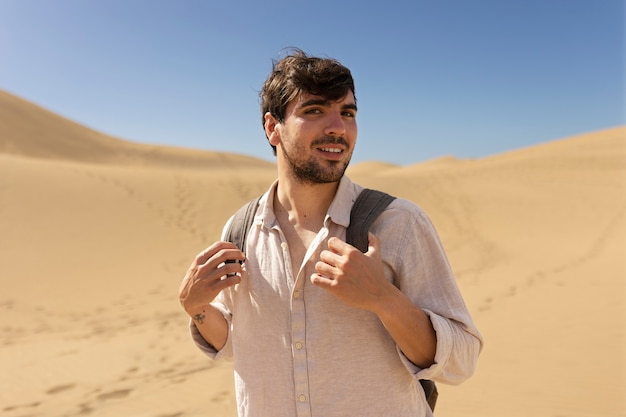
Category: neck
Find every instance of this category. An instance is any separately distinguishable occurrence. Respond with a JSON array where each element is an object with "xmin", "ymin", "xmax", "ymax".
[{"xmin": 274, "ymin": 179, "xmax": 339, "ymax": 225}]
